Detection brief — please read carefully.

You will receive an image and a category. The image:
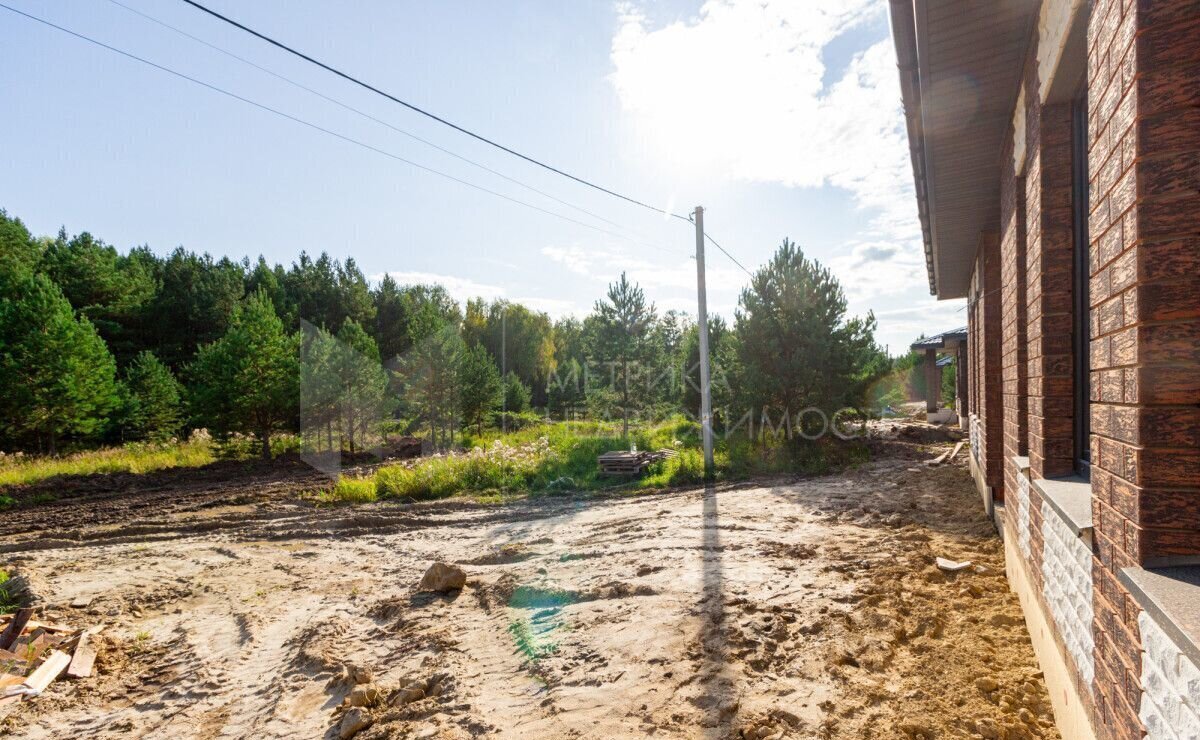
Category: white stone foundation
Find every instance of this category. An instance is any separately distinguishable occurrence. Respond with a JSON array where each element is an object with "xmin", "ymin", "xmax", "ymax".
[
  {"xmin": 1139, "ymin": 612, "xmax": 1200, "ymax": 739},
  {"xmin": 1041, "ymin": 500, "xmax": 1094, "ymax": 685}
]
